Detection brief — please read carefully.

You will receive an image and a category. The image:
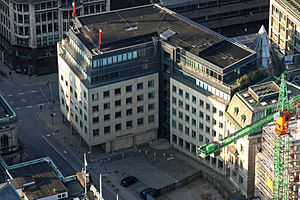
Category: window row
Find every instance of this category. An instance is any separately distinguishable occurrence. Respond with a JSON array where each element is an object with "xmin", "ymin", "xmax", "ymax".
[
  {"xmin": 92, "ymin": 51, "xmax": 138, "ymax": 68},
  {"xmin": 91, "ymin": 81, "xmax": 155, "ymax": 101},
  {"xmin": 37, "ymin": 34, "xmax": 59, "ymax": 46},
  {"xmin": 36, "ymin": 23, "xmax": 59, "ymax": 34},
  {"xmin": 34, "ymin": 1, "xmax": 58, "ymax": 11},
  {"xmin": 92, "ymin": 115, "xmax": 155, "ymax": 137},
  {"xmin": 36, "ymin": 11, "xmax": 58, "ymax": 23},
  {"xmin": 195, "ymin": 79, "xmax": 230, "ymax": 101},
  {"xmin": 171, "ymin": 119, "xmax": 212, "ymax": 135}
]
